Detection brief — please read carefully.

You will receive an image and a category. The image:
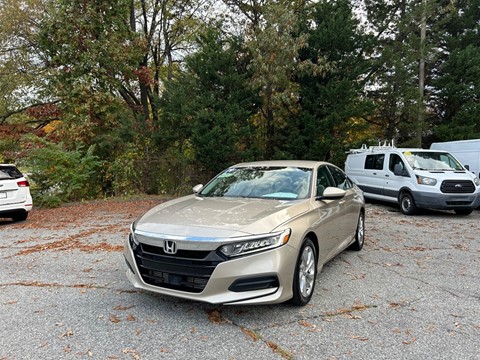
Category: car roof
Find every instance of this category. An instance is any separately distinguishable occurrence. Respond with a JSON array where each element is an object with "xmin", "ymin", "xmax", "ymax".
[{"xmin": 231, "ymin": 160, "xmax": 330, "ymax": 169}]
